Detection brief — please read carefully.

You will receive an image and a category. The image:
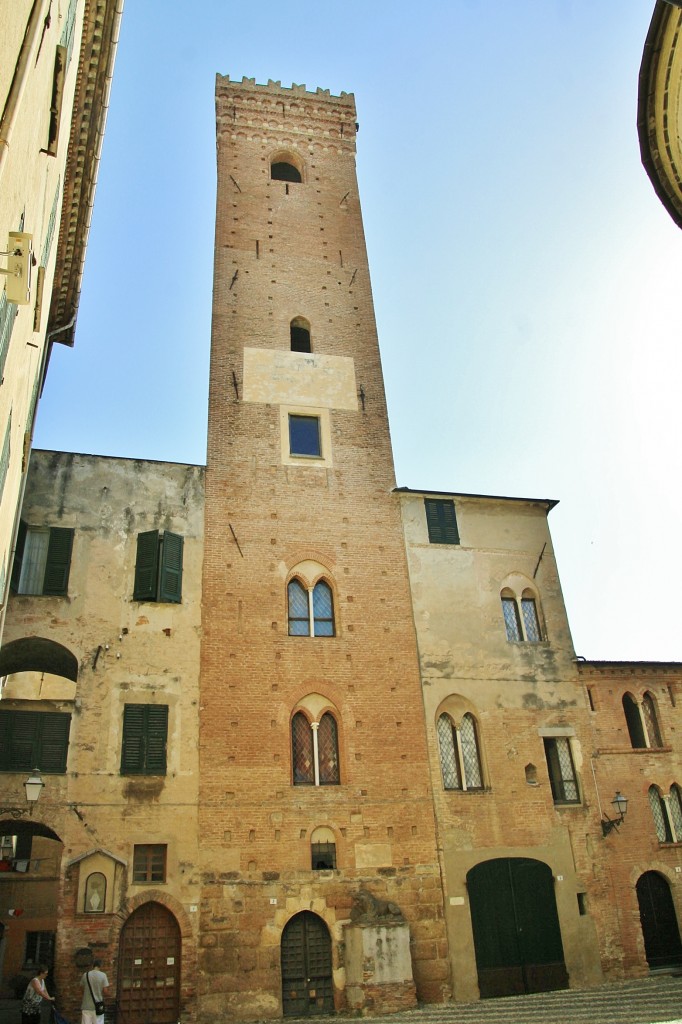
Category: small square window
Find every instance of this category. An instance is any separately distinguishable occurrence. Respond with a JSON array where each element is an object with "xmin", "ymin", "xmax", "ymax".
[
  {"xmin": 289, "ymin": 415, "xmax": 321, "ymax": 457},
  {"xmin": 132, "ymin": 844, "xmax": 167, "ymax": 884},
  {"xmin": 311, "ymin": 842, "xmax": 336, "ymax": 870}
]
